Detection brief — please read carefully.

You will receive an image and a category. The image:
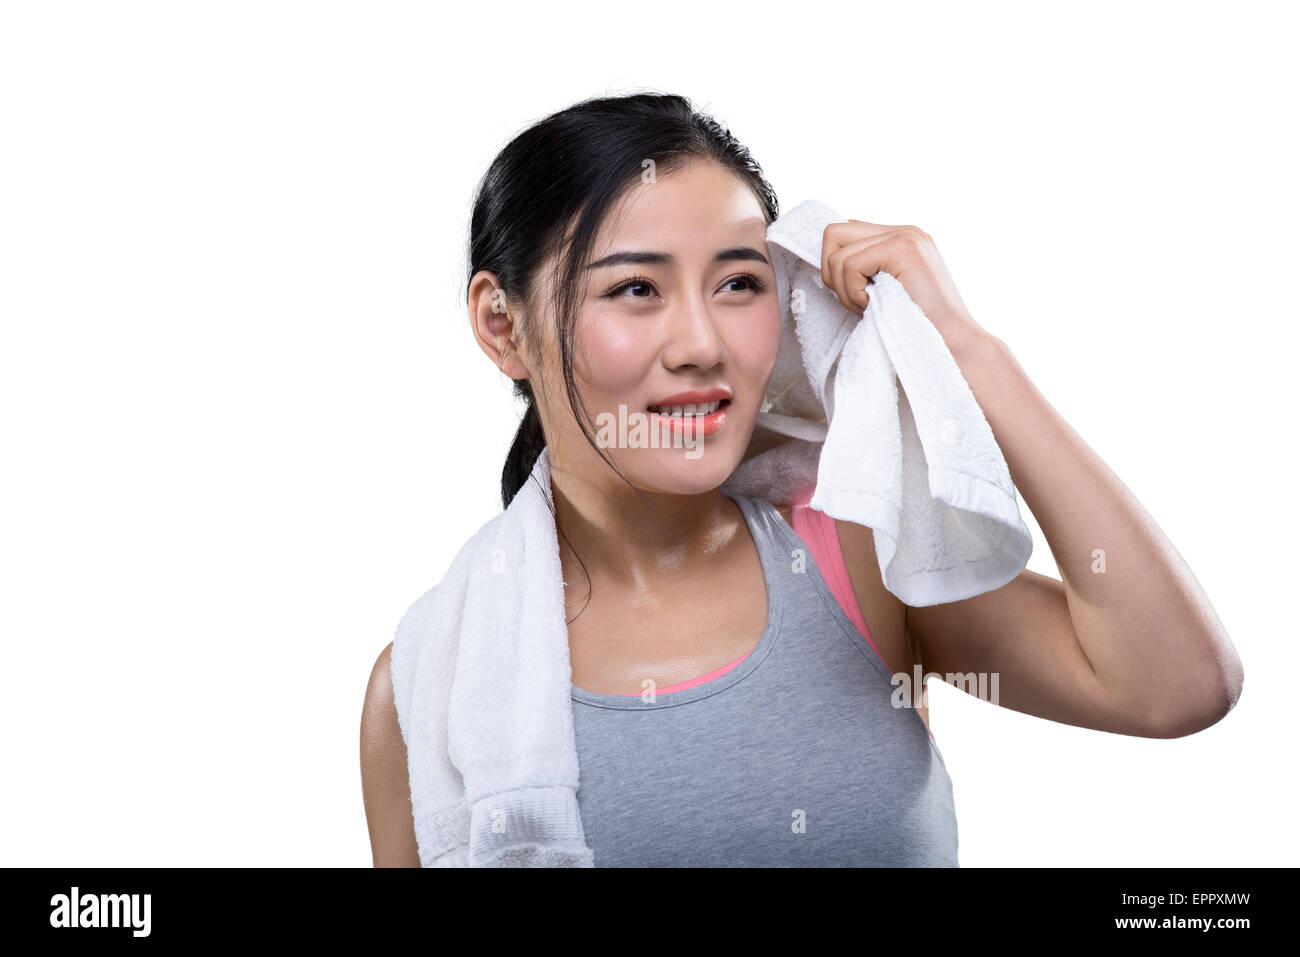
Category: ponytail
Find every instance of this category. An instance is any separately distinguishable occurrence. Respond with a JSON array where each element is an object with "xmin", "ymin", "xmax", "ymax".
[{"xmin": 501, "ymin": 380, "xmax": 546, "ymax": 509}]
